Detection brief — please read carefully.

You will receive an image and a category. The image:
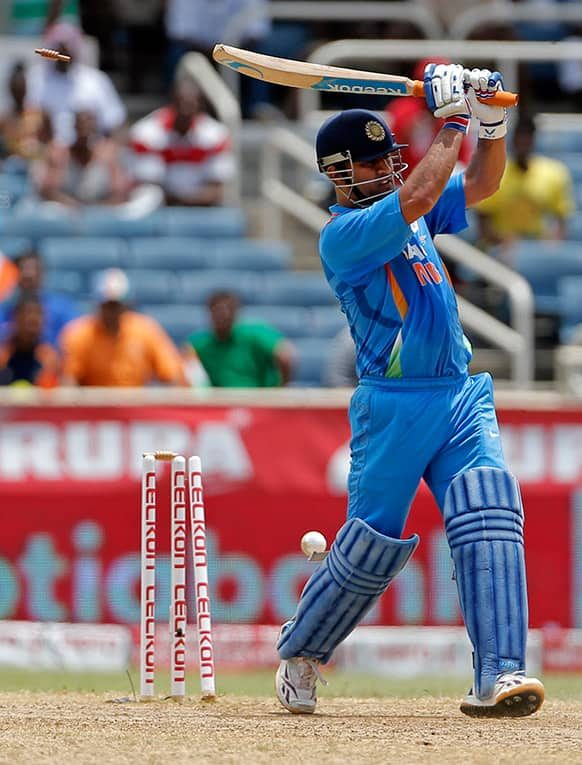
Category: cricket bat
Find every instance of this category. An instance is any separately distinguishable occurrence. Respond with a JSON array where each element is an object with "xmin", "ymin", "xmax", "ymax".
[{"xmin": 213, "ymin": 44, "xmax": 518, "ymax": 107}]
